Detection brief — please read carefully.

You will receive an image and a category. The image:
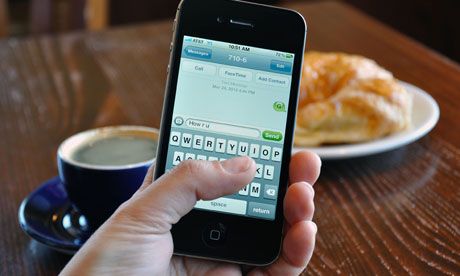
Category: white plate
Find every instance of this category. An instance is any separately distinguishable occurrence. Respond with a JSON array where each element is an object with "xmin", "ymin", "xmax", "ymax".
[{"xmin": 292, "ymin": 81, "xmax": 440, "ymax": 160}]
